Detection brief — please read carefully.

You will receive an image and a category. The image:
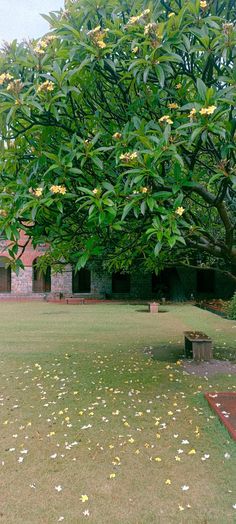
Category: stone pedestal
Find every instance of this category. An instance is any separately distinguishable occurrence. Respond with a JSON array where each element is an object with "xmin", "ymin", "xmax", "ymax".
[{"xmin": 149, "ymin": 302, "xmax": 159, "ymax": 313}]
